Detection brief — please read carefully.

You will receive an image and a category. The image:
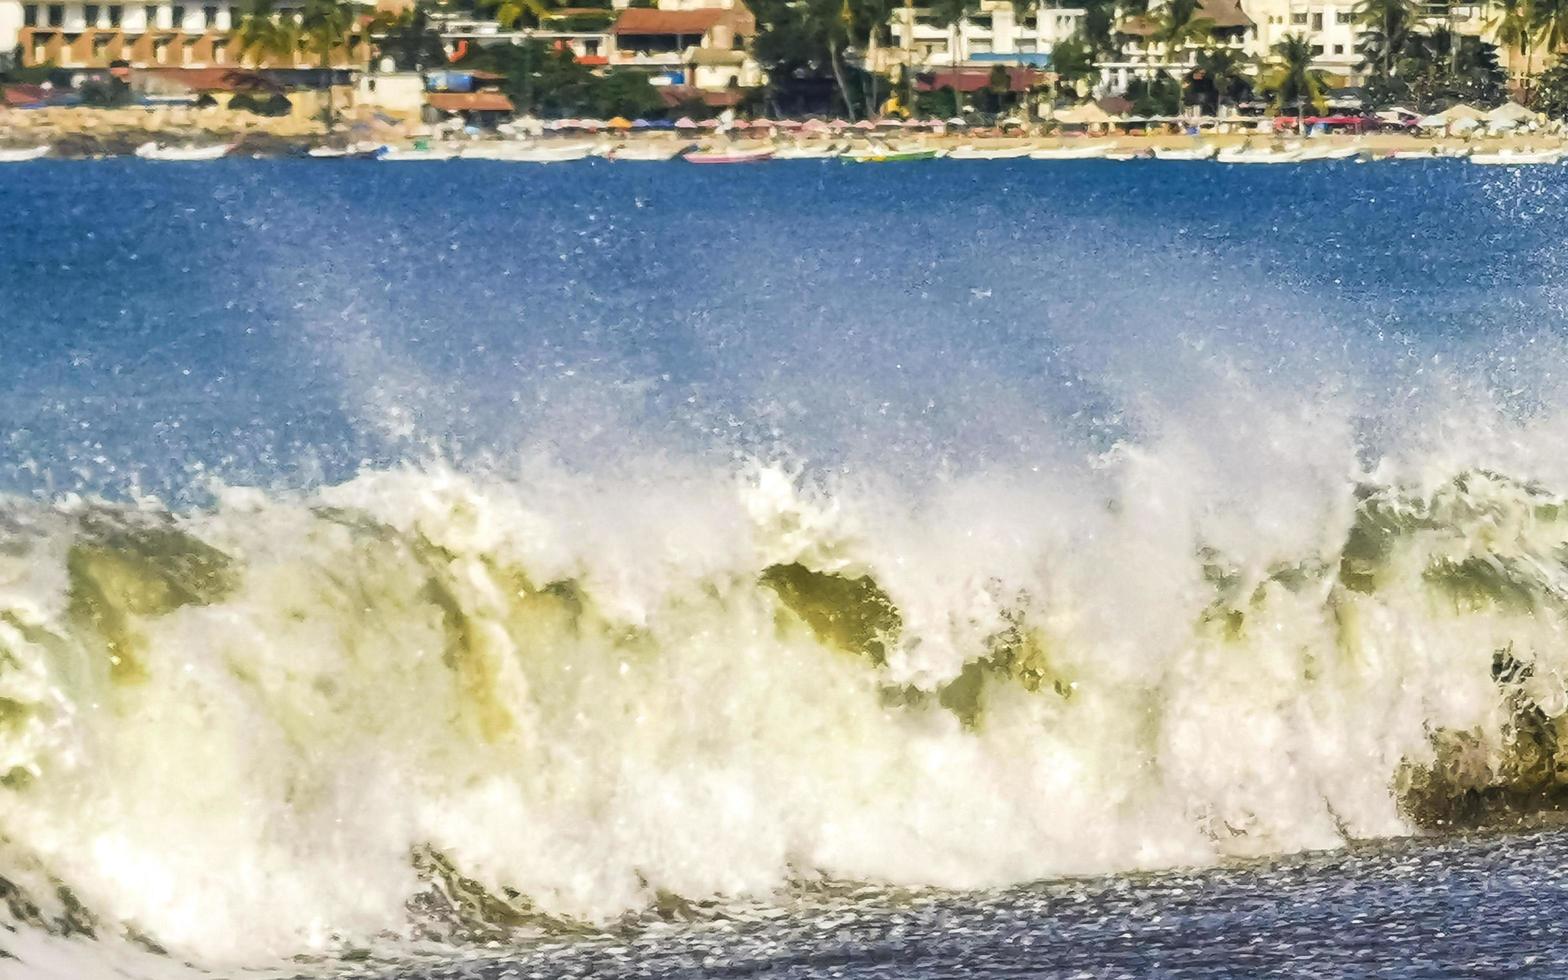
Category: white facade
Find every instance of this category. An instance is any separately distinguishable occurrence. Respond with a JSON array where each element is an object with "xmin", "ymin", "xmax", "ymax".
[
  {"xmin": 889, "ymin": 1, "xmax": 1084, "ymax": 67},
  {"xmin": 0, "ymin": 1, "xmax": 241, "ymax": 53}
]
